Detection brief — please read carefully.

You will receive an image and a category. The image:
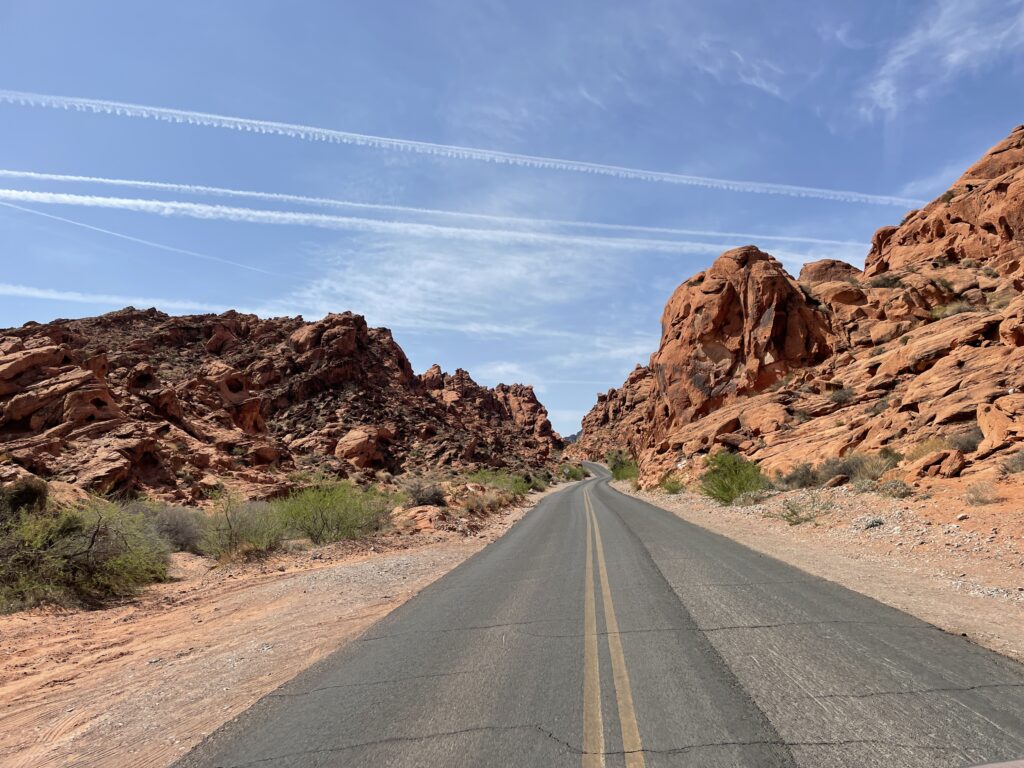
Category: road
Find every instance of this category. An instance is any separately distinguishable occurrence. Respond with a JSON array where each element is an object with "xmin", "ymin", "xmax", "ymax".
[{"xmin": 178, "ymin": 465, "xmax": 1024, "ymax": 768}]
